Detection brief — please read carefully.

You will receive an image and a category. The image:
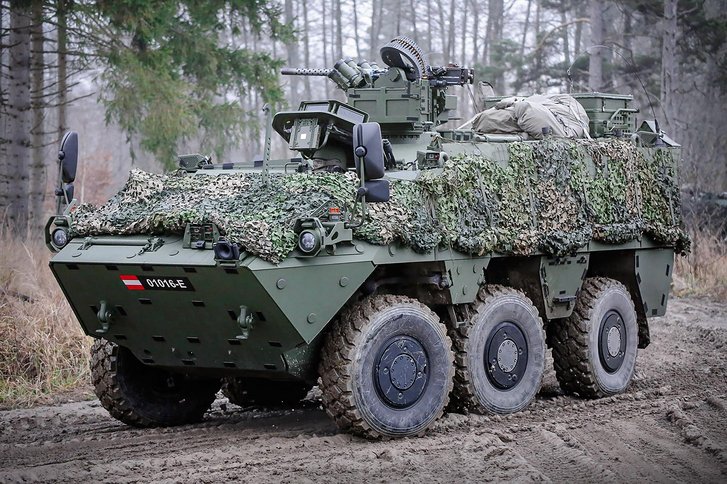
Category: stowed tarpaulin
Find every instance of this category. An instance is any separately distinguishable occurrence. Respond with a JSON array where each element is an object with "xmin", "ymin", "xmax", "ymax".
[{"xmin": 70, "ymin": 138, "xmax": 690, "ymax": 263}]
